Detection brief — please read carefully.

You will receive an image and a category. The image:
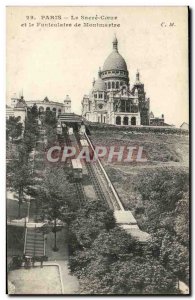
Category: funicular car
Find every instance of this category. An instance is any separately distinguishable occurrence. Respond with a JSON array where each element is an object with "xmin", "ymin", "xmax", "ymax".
[{"xmin": 71, "ymin": 158, "xmax": 83, "ymax": 180}]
